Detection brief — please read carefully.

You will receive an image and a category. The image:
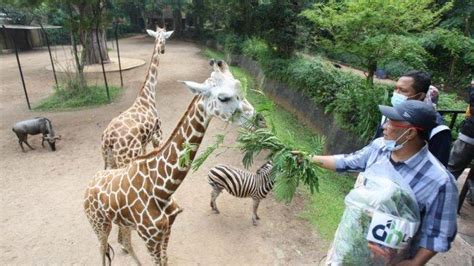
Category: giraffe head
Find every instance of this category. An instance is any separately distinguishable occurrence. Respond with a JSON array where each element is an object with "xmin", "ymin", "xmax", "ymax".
[
  {"xmin": 179, "ymin": 59, "xmax": 255, "ymax": 125},
  {"xmin": 146, "ymin": 26, "xmax": 173, "ymax": 54}
]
